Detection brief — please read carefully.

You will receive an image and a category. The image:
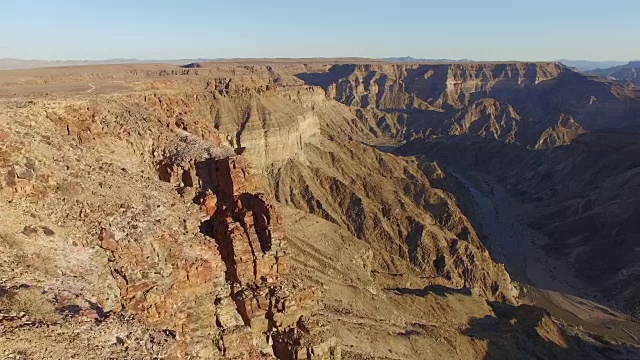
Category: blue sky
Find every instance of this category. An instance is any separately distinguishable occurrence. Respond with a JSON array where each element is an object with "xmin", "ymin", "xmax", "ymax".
[{"xmin": 1, "ymin": 0, "xmax": 638, "ymax": 61}]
